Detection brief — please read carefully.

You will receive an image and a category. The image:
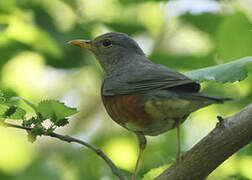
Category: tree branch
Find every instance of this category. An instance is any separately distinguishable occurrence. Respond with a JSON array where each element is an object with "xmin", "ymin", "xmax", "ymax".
[
  {"xmin": 1, "ymin": 122, "xmax": 127, "ymax": 180},
  {"xmin": 155, "ymin": 103, "xmax": 252, "ymax": 180}
]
